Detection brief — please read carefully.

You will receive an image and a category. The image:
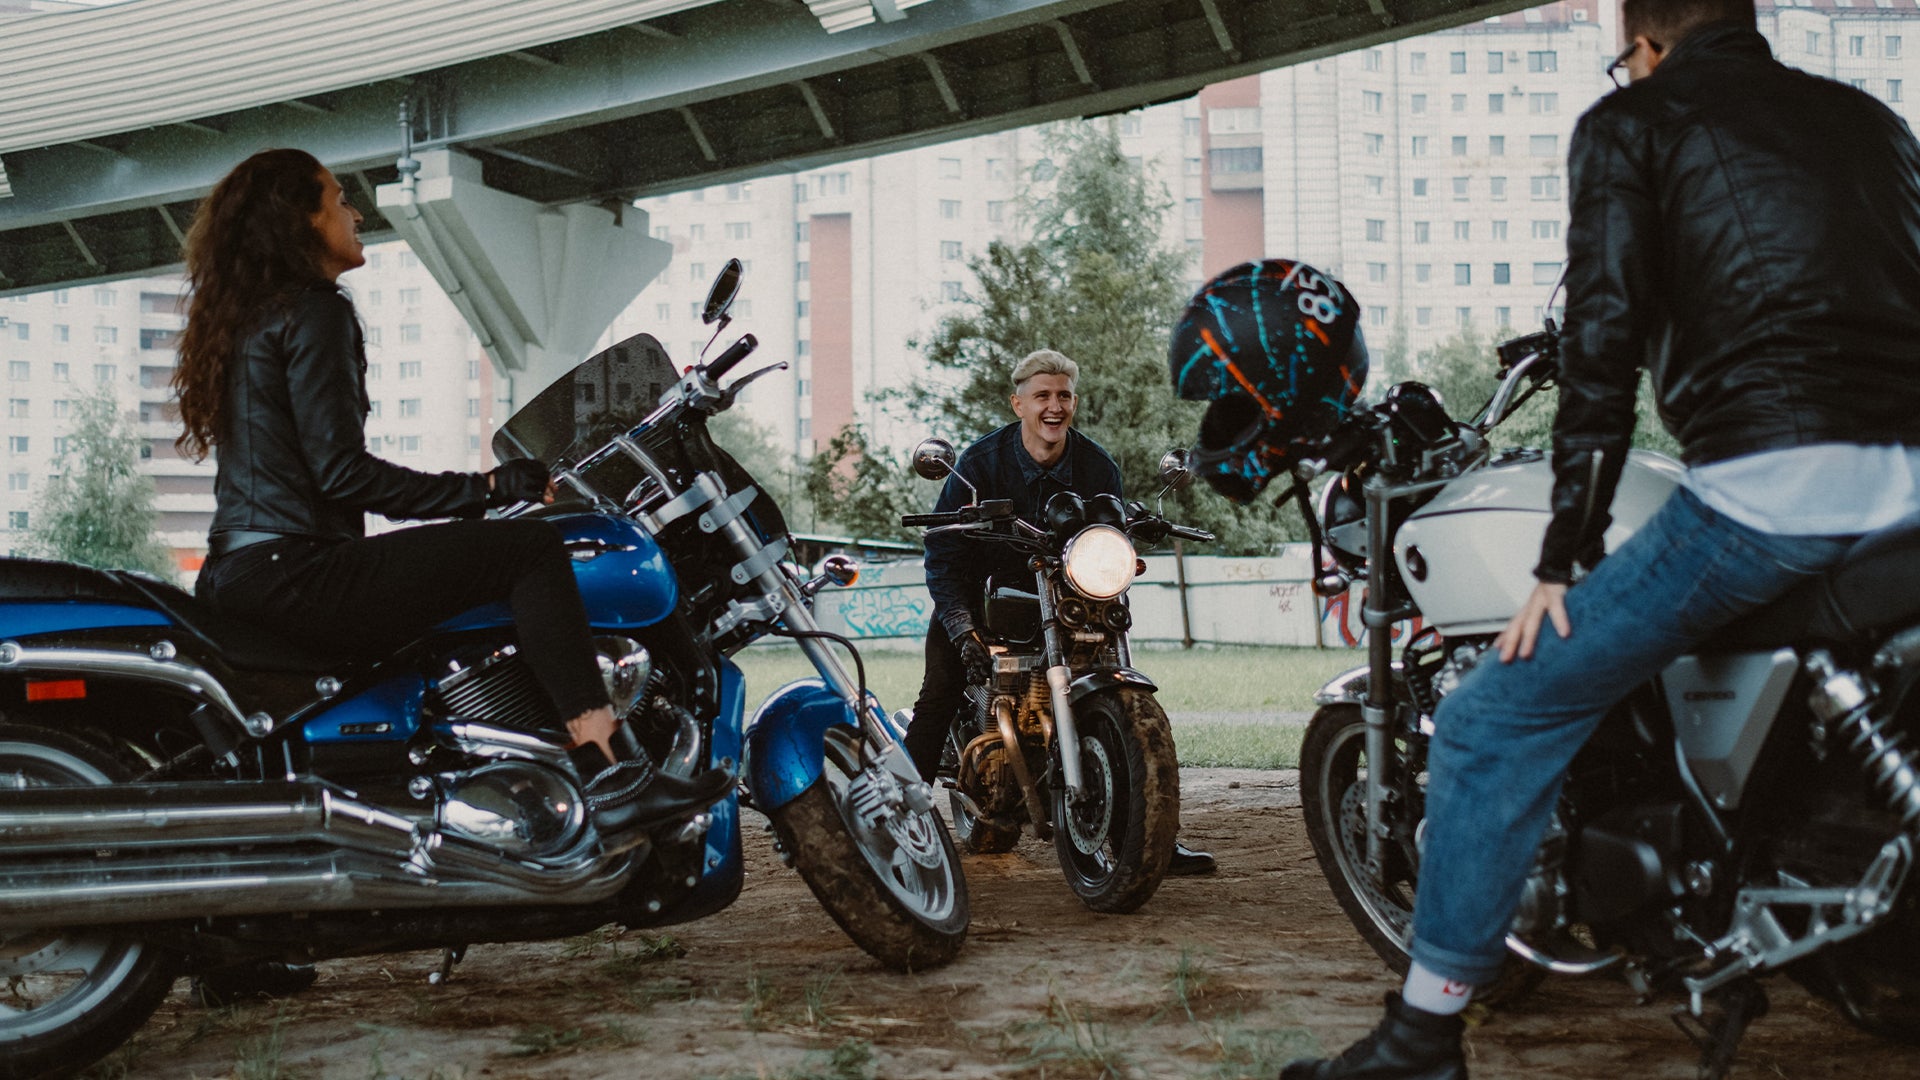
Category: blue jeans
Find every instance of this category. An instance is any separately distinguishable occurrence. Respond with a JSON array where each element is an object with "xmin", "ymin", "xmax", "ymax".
[{"xmin": 1410, "ymin": 488, "xmax": 1857, "ymax": 985}]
